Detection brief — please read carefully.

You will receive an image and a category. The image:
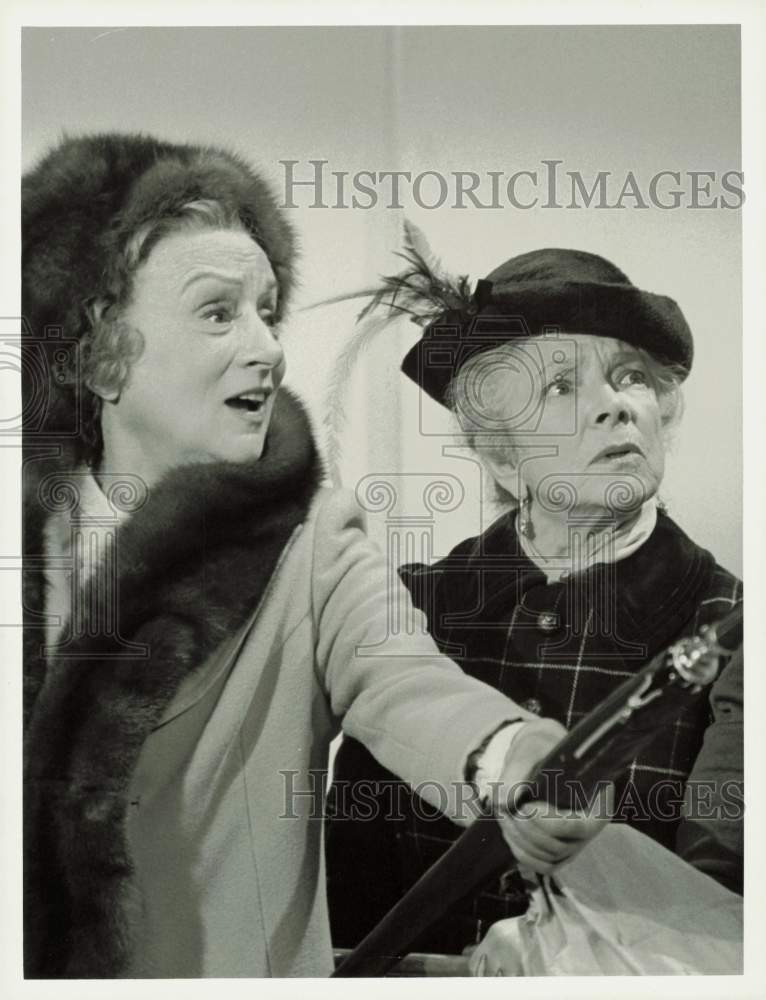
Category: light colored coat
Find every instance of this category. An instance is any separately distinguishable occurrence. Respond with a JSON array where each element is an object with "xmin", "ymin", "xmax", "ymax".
[{"xmin": 123, "ymin": 487, "xmax": 521, "ymax": 977}]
